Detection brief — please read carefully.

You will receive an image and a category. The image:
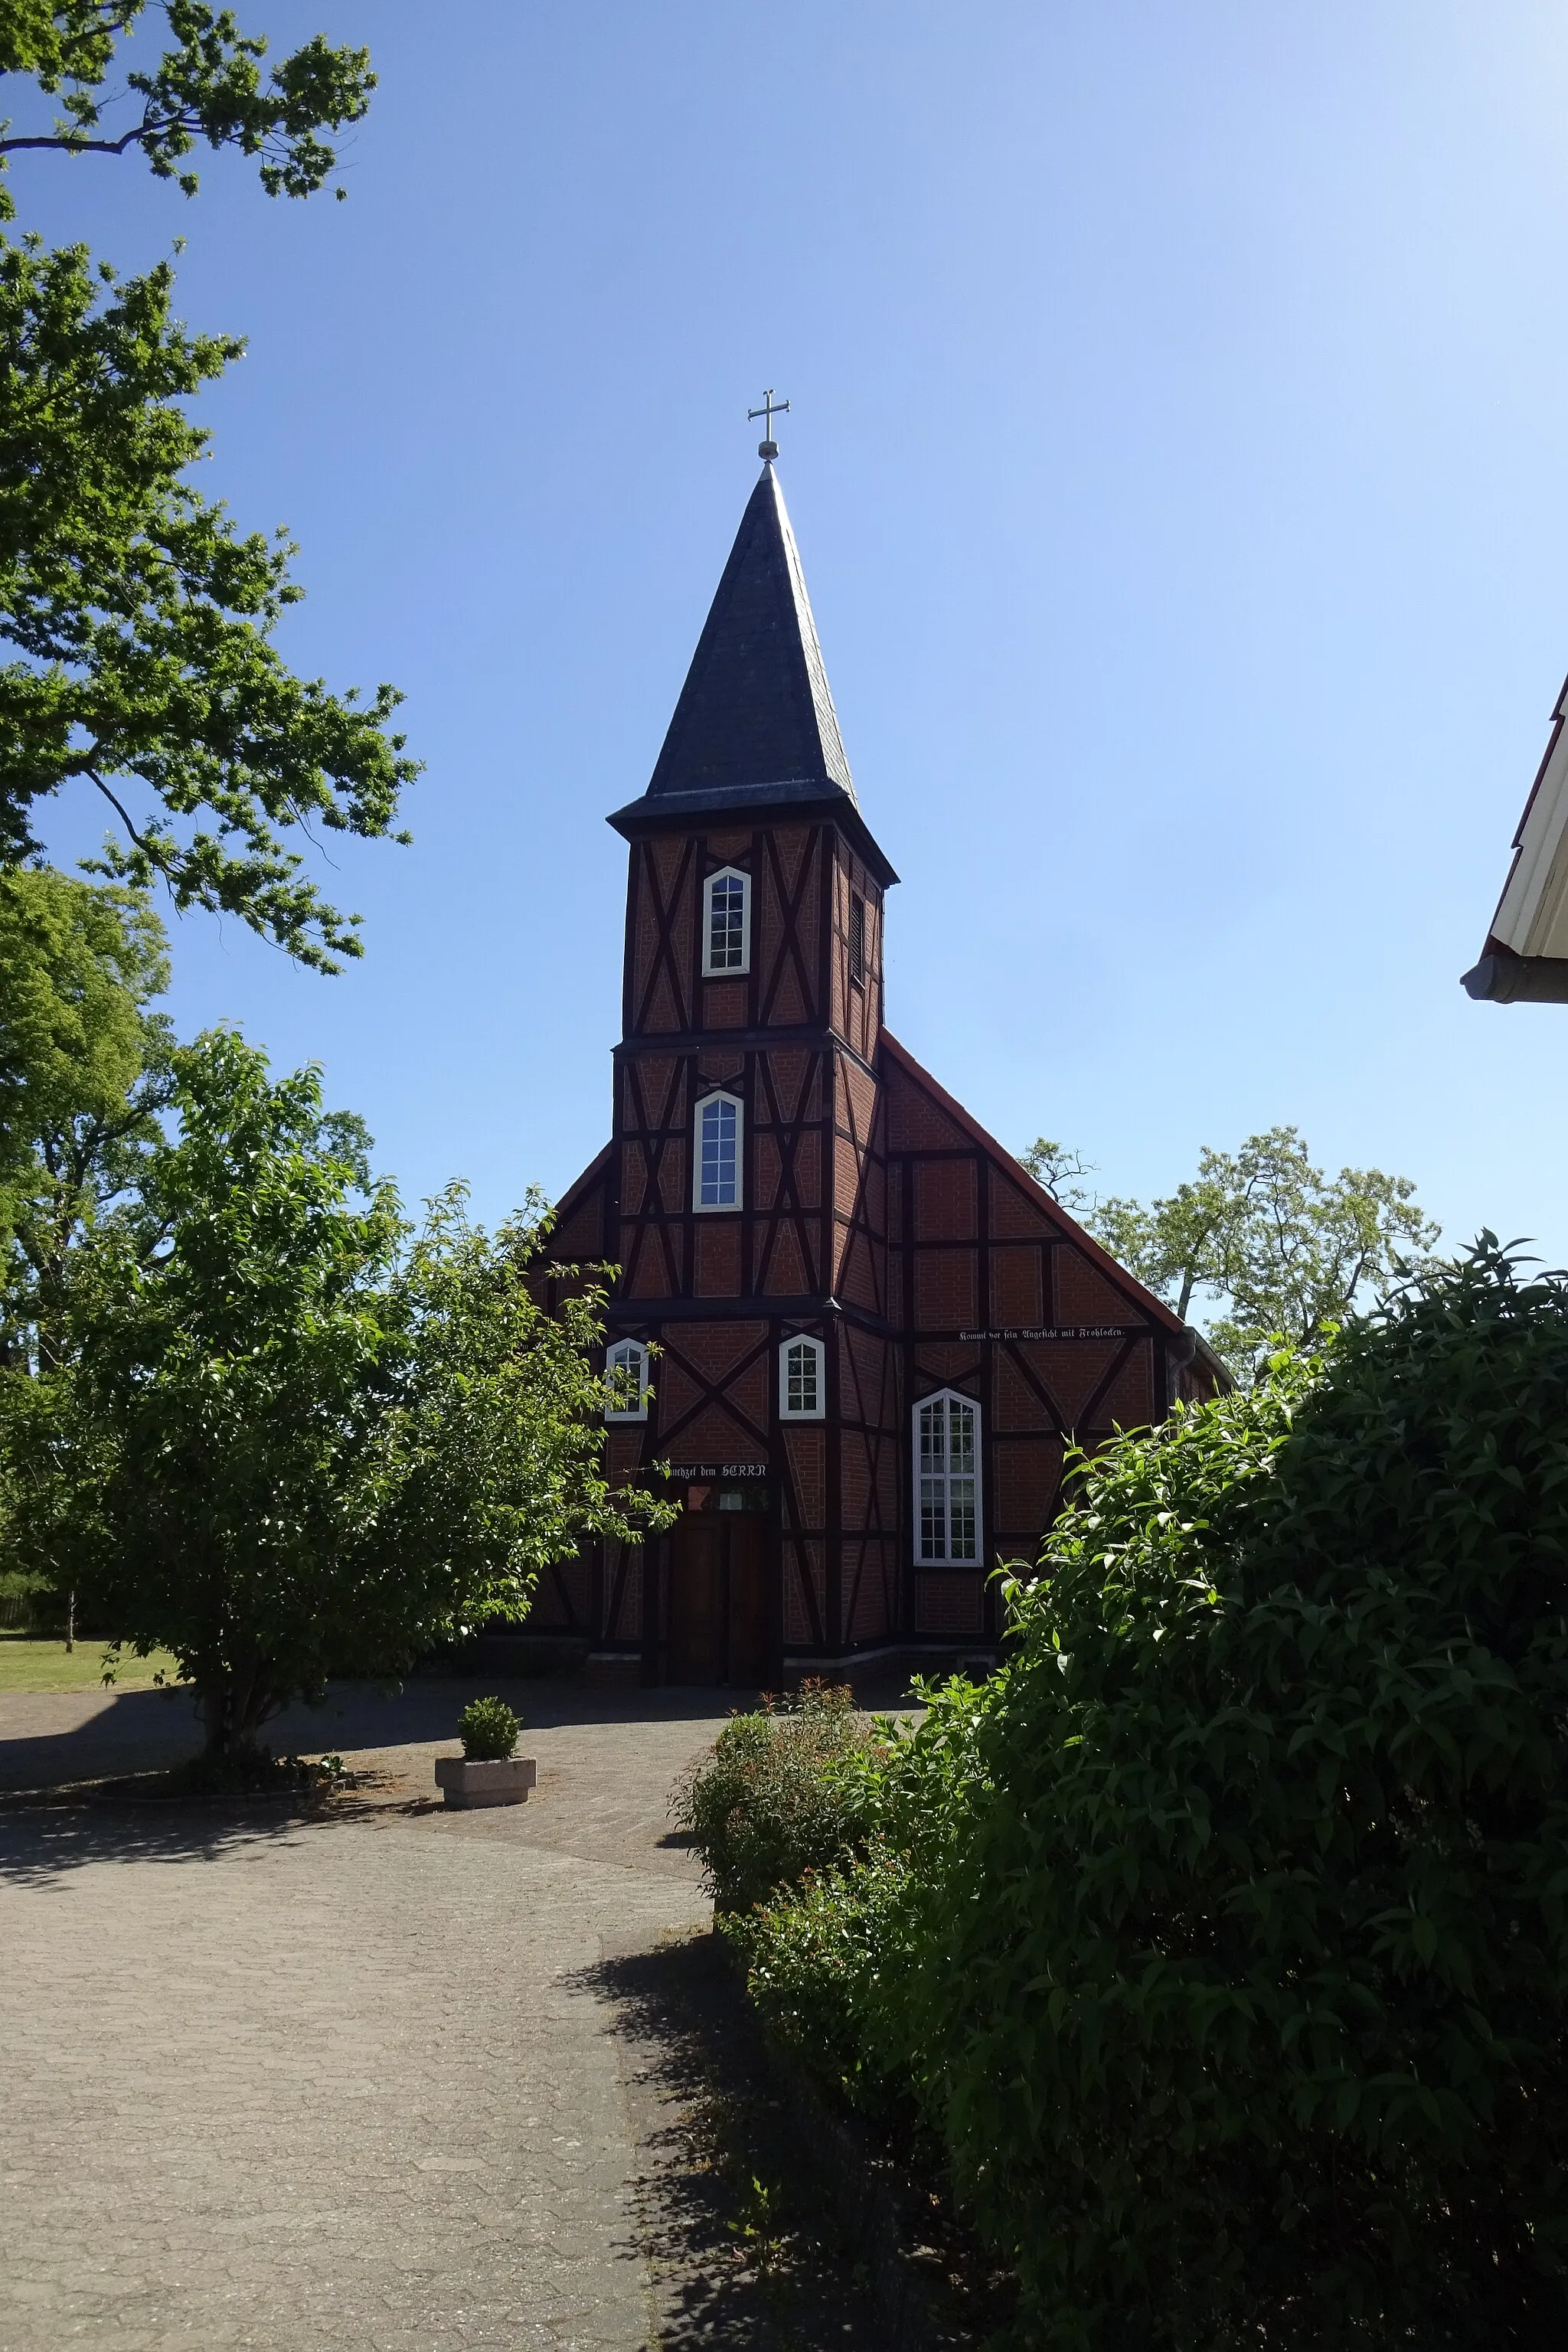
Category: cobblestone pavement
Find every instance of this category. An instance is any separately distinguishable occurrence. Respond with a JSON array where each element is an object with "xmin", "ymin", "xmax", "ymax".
[{"xmin": 0, "ymin": 1683, "xmax": 736, "ymax": 2351}]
